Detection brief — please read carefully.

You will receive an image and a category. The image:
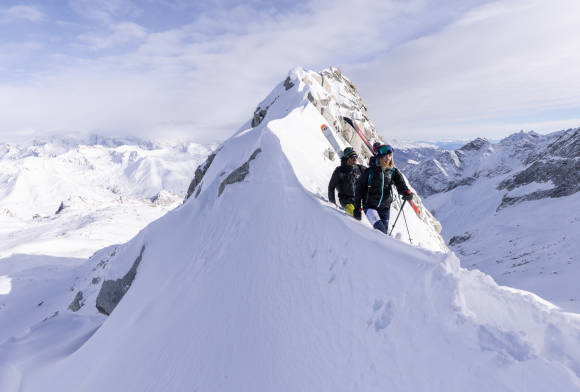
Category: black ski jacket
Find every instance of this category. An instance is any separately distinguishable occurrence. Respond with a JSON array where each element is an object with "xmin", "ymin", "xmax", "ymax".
[
  {"xmin": 355, "ymin": 165, "xmax": 410, "ymax": 211},
  {"xmin": 328, "ymin": 161, "xmax": 365, "ymax": 207}
]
